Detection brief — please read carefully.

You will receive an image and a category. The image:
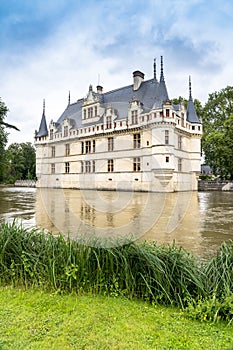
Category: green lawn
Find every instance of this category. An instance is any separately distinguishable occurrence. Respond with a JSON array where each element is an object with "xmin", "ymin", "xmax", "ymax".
[{"xmin": 0, "ymin": 287, "xmax": 232, "ymax": 350}]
